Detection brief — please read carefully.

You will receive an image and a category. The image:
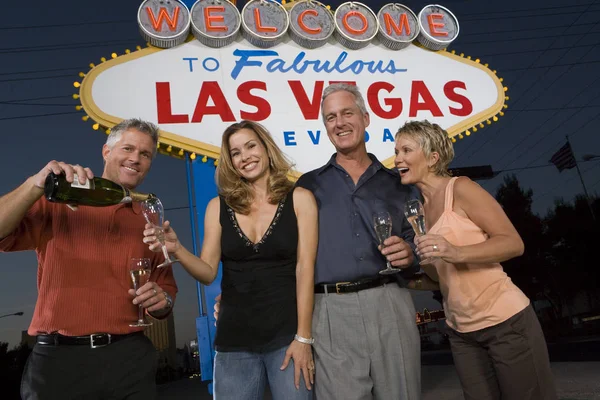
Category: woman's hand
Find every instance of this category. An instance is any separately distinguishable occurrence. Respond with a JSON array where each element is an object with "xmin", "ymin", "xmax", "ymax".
[
  {"xmin": 415, "ymin": 234, "xmax": 462, "ymax": 264},
  {"xmin": 280, "ymin": 340, "xmax": 314, "ymax": 390},
  {"xmin": 142, "ymin": 220, "xmax": 180, "ymax": 254}
]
